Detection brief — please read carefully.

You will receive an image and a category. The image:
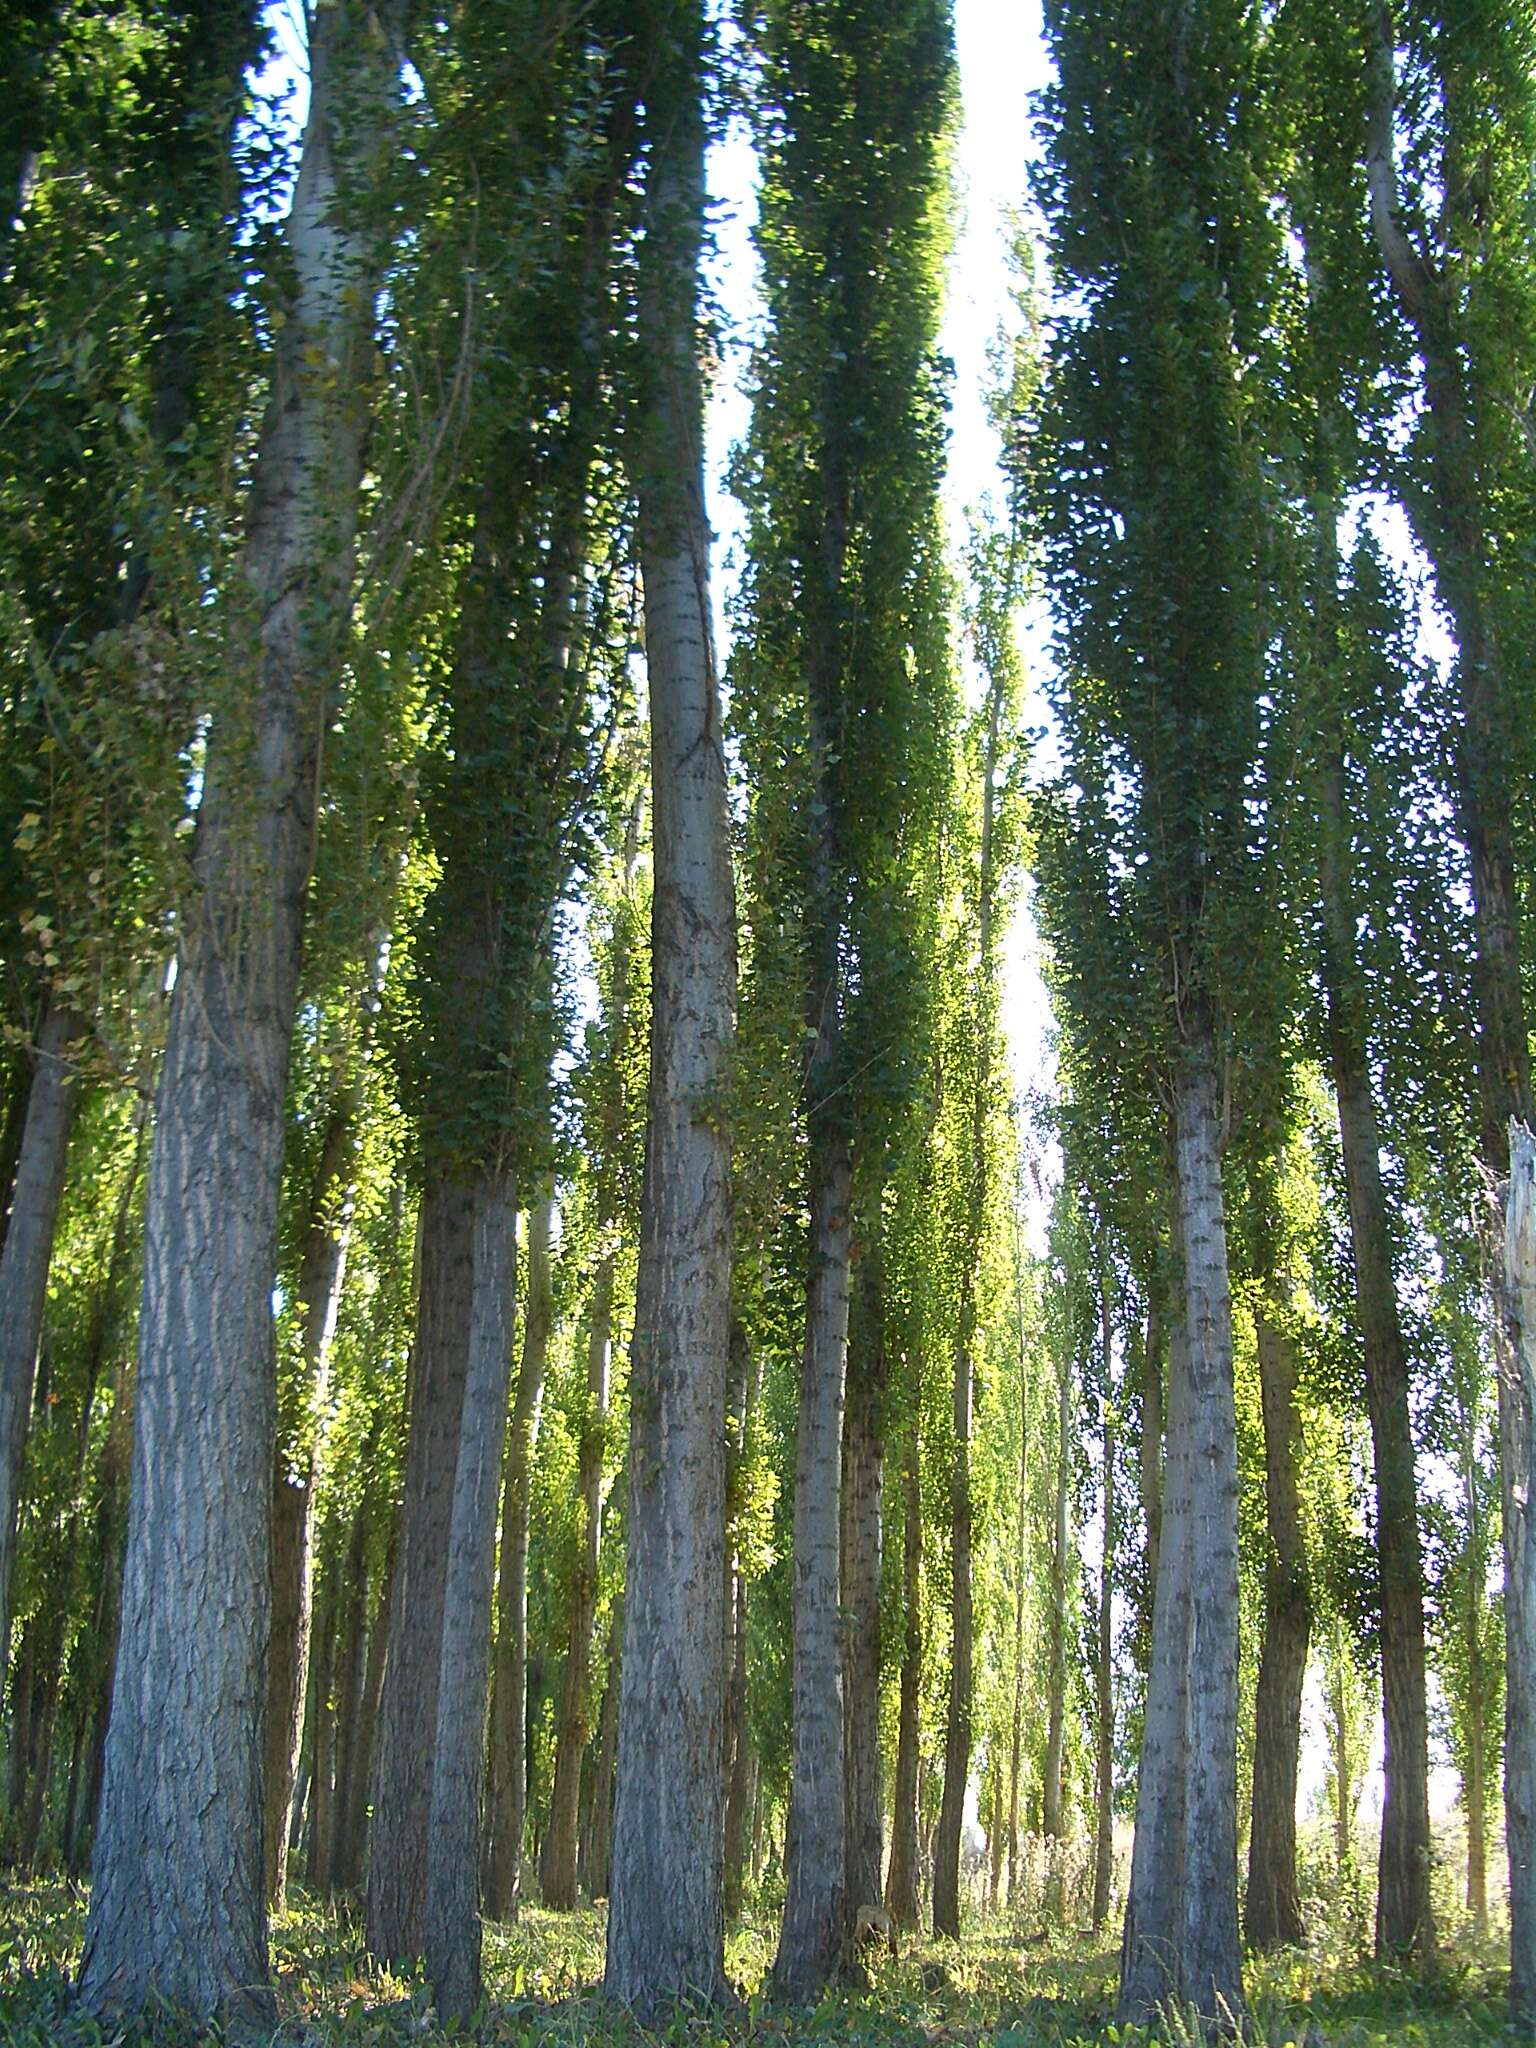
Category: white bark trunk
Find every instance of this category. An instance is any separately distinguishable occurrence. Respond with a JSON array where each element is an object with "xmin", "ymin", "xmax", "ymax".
[
  {"xmin": 1503, "ymin": 1122, "xmax": 1536, "ymax": 2015},
  {"xmin": 1120, "ymin": 1039, "xmax": 1244, "ymax": 2029},
  {"xmin": 79, "ymin": 3, "xmax": 403, "ymax": 2024},
  {"xmin": 603, "ymin": 17, "xmax": 736, "ymax": 2001},
  {"xmin": 425, "ymin": 1168, "xmax": 520, "ymax": 2022}
]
